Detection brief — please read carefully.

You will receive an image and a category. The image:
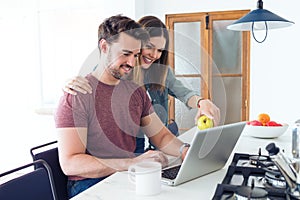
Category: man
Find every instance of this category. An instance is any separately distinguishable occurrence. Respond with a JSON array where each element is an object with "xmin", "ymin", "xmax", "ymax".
[{"xmin": 54, "ymin": 15, "xmax": 189, "ymax": 198}]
